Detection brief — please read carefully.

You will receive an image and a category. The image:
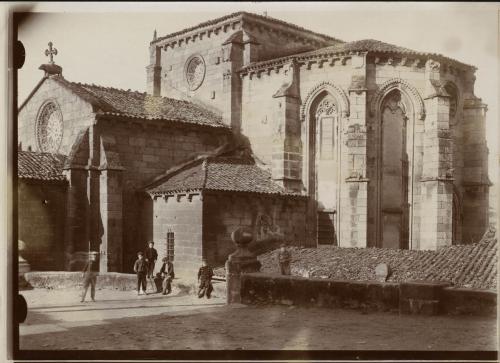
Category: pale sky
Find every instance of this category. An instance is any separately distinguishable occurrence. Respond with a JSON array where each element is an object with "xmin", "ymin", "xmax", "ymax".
[{"xmin": 14, "ymin": 2, "xmax": 499, "ymax": 180}]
